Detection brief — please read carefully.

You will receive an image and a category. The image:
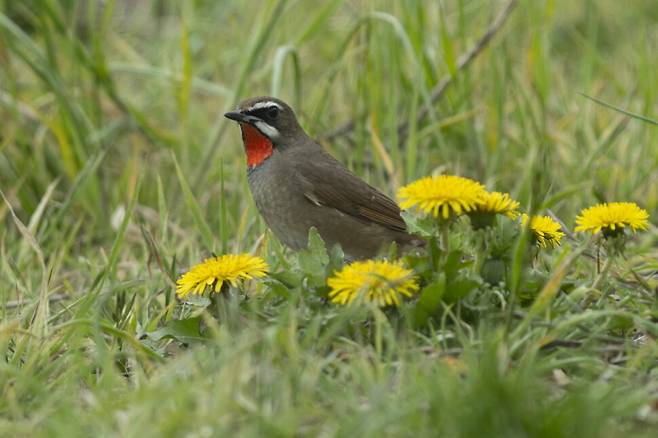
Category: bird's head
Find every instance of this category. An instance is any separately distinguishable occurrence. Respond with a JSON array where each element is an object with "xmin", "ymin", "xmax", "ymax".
[{"xmin": 224, "ymin": 97, "xmax": 302, "ymax": 168}]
